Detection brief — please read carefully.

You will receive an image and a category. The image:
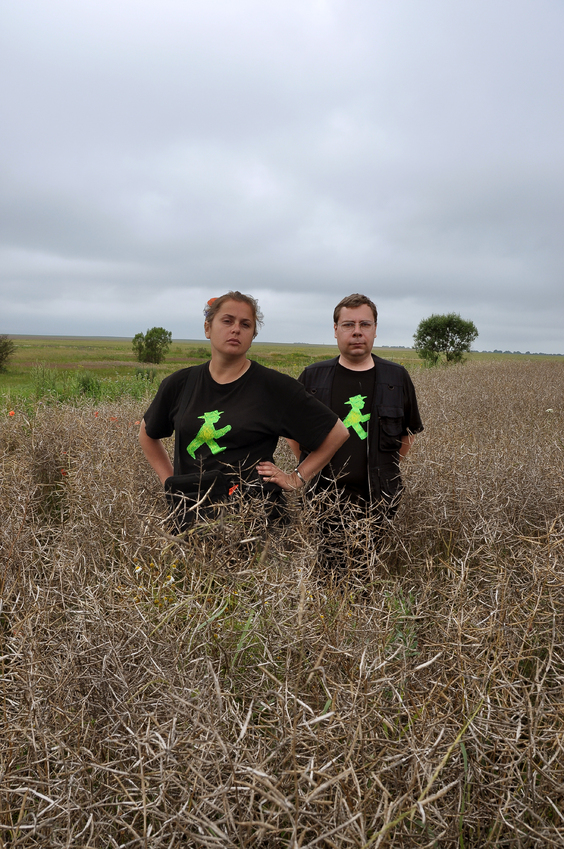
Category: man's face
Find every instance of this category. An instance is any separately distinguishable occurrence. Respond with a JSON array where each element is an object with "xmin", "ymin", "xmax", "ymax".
[{"xmin": 334, "ymin": 305, "xmax": 377, "ymax": 361}]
